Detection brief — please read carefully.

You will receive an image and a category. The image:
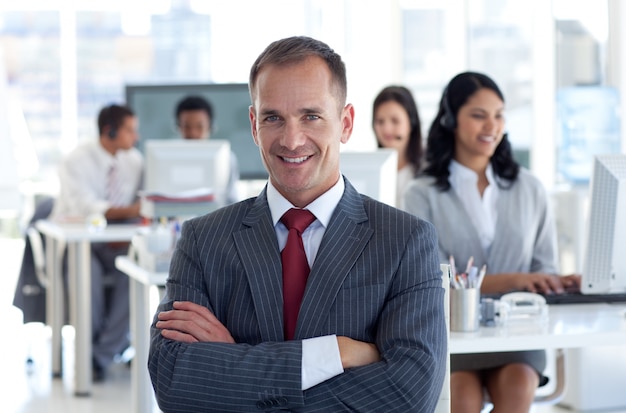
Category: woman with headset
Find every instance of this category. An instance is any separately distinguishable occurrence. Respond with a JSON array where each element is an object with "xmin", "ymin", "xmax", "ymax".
[
  {"xmin": 404, "ymin": 72, "xmax": 580, "ymax": 412},
  {"xmin": 372, "ymin": 85, "xmax": 423, "ymax": 209}
]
